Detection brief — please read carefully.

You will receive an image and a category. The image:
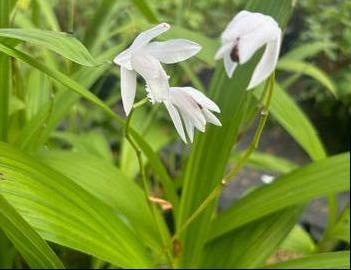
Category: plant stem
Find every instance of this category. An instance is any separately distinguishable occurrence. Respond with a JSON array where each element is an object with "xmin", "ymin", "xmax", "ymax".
[
  {"xmin": 124, "ymin": 101, "xmax": 174, "ymax": 267},
  {"xmin": 0, "ymin": 0, "xmax": 11, "ymax": 142},
  {"xmin": 172, "ymin": 73, "xmax": 276, "ymax": 243}
]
